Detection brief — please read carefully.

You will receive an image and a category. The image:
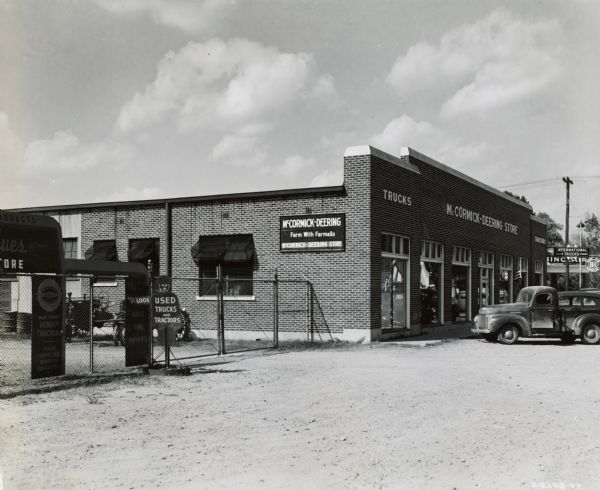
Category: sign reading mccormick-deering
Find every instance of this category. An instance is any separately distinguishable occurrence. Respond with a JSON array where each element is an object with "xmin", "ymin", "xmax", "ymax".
[{"xmin": 280, "ymin": 213, "xmax": 346, "ymax": 252}]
